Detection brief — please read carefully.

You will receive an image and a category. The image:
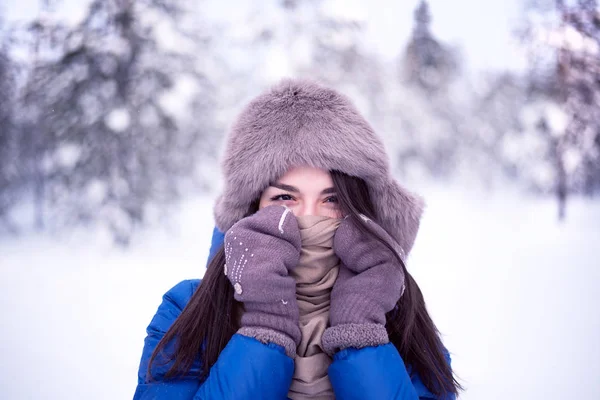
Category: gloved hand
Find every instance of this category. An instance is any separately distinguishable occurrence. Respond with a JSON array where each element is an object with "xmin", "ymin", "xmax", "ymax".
[
  {"xmin": 224, "ymin": 204, "xmax": 302, "ymax": 358},
  {"xmin": 321, "ymin": 214, "xmax": 405, "ymax": 355}
]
